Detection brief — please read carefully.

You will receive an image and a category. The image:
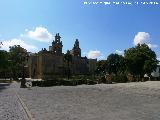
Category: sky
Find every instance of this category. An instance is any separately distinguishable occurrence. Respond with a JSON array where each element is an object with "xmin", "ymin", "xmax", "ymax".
[{"xmin": 0, "ymin": 0, "xmax": 160, "ymax": 60}]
